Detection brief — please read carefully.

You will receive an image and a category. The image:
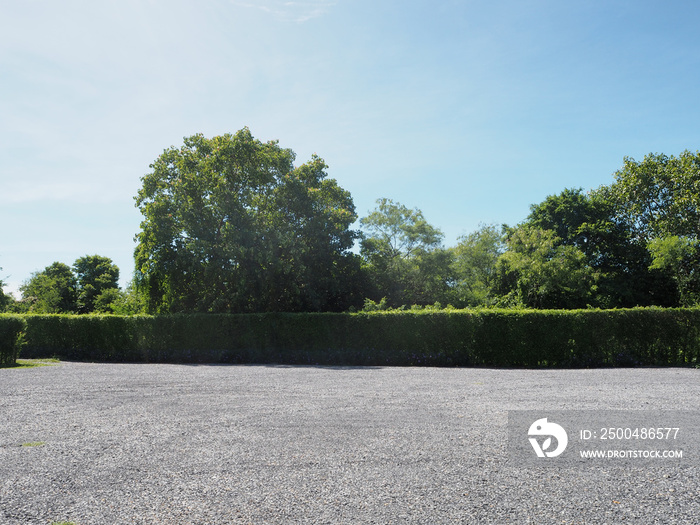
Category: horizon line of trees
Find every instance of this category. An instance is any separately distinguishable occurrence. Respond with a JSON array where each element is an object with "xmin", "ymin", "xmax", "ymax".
[
  {"xmin": 3, "ymin": 128, "xmax": 700, "ymax": 314},
  {"xmin": 0, "ymin": 255, "xmax": 144, "ymax": 315}
]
